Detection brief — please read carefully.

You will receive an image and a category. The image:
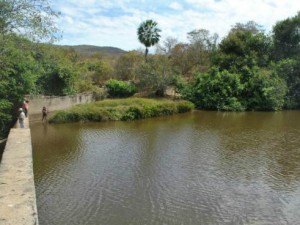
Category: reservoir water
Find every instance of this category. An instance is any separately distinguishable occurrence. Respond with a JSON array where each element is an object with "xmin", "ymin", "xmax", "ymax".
[{"xmin": 31, "ymin": 110, "xmax": 300, "ymax": 225}]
